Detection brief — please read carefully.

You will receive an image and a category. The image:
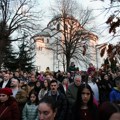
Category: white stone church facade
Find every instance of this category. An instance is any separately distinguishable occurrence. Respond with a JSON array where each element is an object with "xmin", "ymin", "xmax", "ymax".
[{"xmin": 33, "ymin": 15, "xmax": 102, "ymax": 72}]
